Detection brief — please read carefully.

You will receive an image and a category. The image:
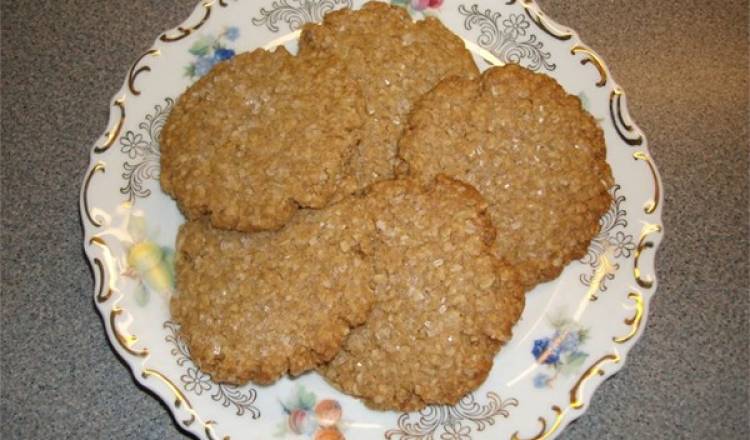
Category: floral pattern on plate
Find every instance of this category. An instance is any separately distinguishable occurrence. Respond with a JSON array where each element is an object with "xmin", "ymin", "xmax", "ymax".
[
  {"xmin": 458, "ymin": 4, "xmax": 555, "ymax": 71},
  {"xmin": 578, "ymin": 185, "xmax": 637, "ymax": 293},
  {"xmin": 277, "ymin": 385, "xmax": 345, "ymax": 439},
  {"xmin": 252, "ymin": 0, "xmax": 353, "ymax": 32},
  {"xmin": 391, "ymin": 0, "xmax": 443, "ymax": 17},
  {"xmin": 81, "ymin": 1, "xmax": 663, "ymax": 439},
  {"xmin": 122, "ymin": 212, "xmax": 174, "ymax": 306},
  {"xmin": 164, "ymin": 321, "xmax": 261, "ymax": 418},
  {"xmin": 184, "ymin": 26, "xmax": 240, "ymax": 79},
  {"xmin": 119, "ymin": 98, "xmax": 172, "ymax": 202},
  {"xmin": 532, "ymin": 316, "xmax": 590, "ymax": 389}
]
